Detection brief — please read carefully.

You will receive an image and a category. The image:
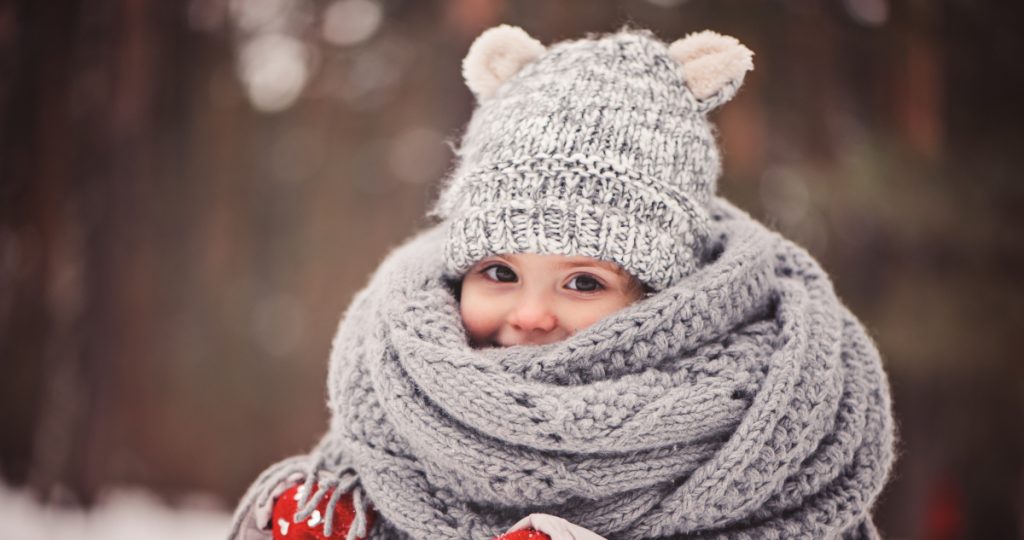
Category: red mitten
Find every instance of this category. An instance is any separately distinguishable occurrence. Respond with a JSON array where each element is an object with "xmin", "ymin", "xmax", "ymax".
[
  {"xmin": 272, "ymin": 483, "xmax": 375, "ymax": 540},
  {"xmin": 495, "ymin": 529, "xmax": 552, "ymax": 540}
]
